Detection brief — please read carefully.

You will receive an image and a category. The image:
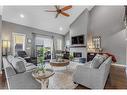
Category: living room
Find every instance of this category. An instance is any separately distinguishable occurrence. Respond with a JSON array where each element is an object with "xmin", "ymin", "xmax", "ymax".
[{"xmin": 0, "ymin": 5, "xmax": 127, "ymax": 89}]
